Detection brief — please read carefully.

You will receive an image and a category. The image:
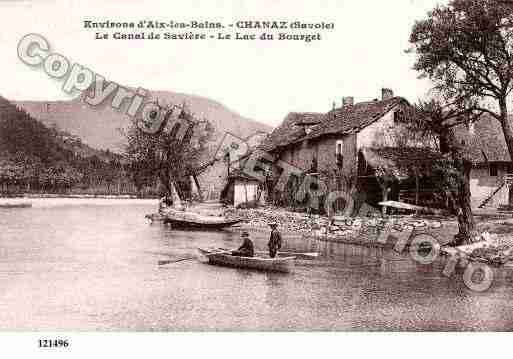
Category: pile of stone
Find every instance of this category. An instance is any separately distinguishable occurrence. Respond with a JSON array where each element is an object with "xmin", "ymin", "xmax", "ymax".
[
  {"xmin": 461, "ymin": 232, "xmax": 513, "ymax": 266},
  {"xmin": 226, "ymin": 207, "xmax": 445, "ymax": 241},
  {"xmin": 316, "ymin": 215, "xmax": 443, "ymax": 237},
  {"xmin": 224, "ymin": 207, "xmax": 319, "ymax": 233}
]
